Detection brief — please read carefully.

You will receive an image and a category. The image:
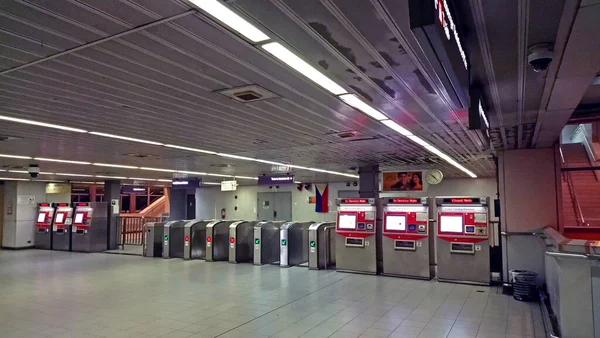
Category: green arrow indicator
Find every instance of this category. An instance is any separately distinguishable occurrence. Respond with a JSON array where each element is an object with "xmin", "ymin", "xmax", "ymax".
[
  {"xmin": 310, "ymin": 241, "xmax": 316, "ymax": 247},
  {"xmin": 281, "ymin": 239, "xmax": 287, "ymax": 246},
  {"xmin": 255, "ymin": 238, "xmax": 260, "ymax": 244}
]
